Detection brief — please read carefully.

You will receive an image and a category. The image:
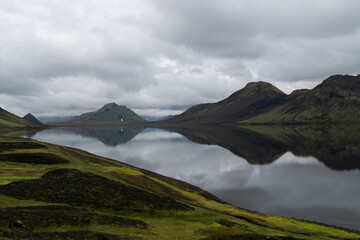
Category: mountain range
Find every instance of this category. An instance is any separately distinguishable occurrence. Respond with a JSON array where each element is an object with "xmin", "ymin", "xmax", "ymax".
[
  {"xmin": 1, "ymin": 74, "xmax": 360, "ymax": 127},
  {"xmin": 165, "ymin": 74, "xmax": 360, "ymax": 125}
]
